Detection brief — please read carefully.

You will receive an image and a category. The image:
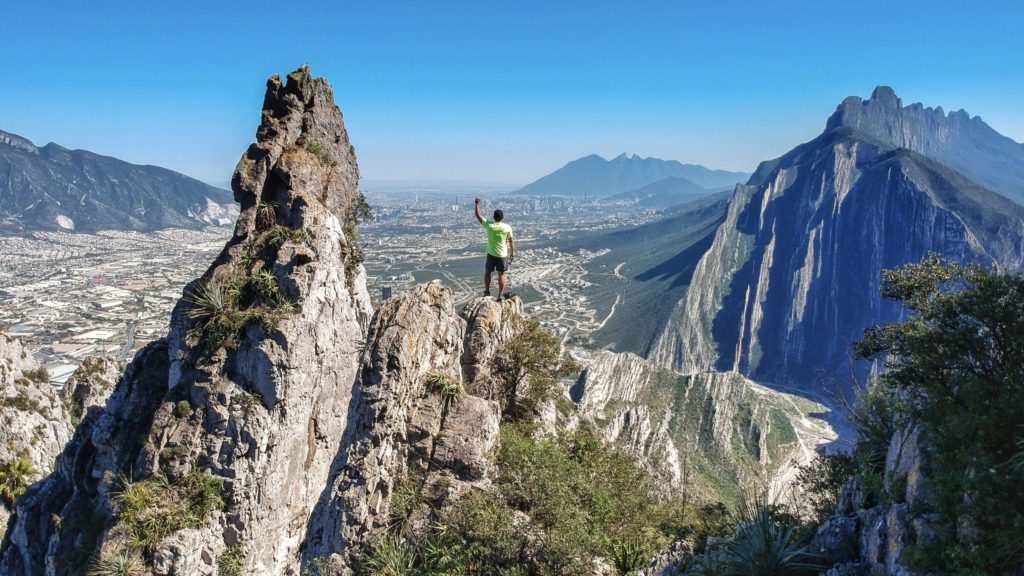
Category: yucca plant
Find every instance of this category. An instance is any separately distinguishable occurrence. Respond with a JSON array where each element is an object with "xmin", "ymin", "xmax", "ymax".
[
  {"xmin": 185, "ymin": 279, "xmax": 231, "ymax": 329},
  {"xmin": 87, "ymin": 550, "xmax": 145, "ymax": 576},
  {"xmin": 363, "ymin": 537, "xmax": 417, "ymax": 576},
  {"xmin": 0, "ymin": 457, "xmax": 38, "ymax": 504},
  {"xmin": 256, "ymin": 200, "xmax": 278, "ymax": 228},
  {"xmin": 265, "ymin": 225, "xmax": 311, "ymax": 249},
  {"xmin": 388, "ymin": 474, "xmax": 425, "ymax": 535}
]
